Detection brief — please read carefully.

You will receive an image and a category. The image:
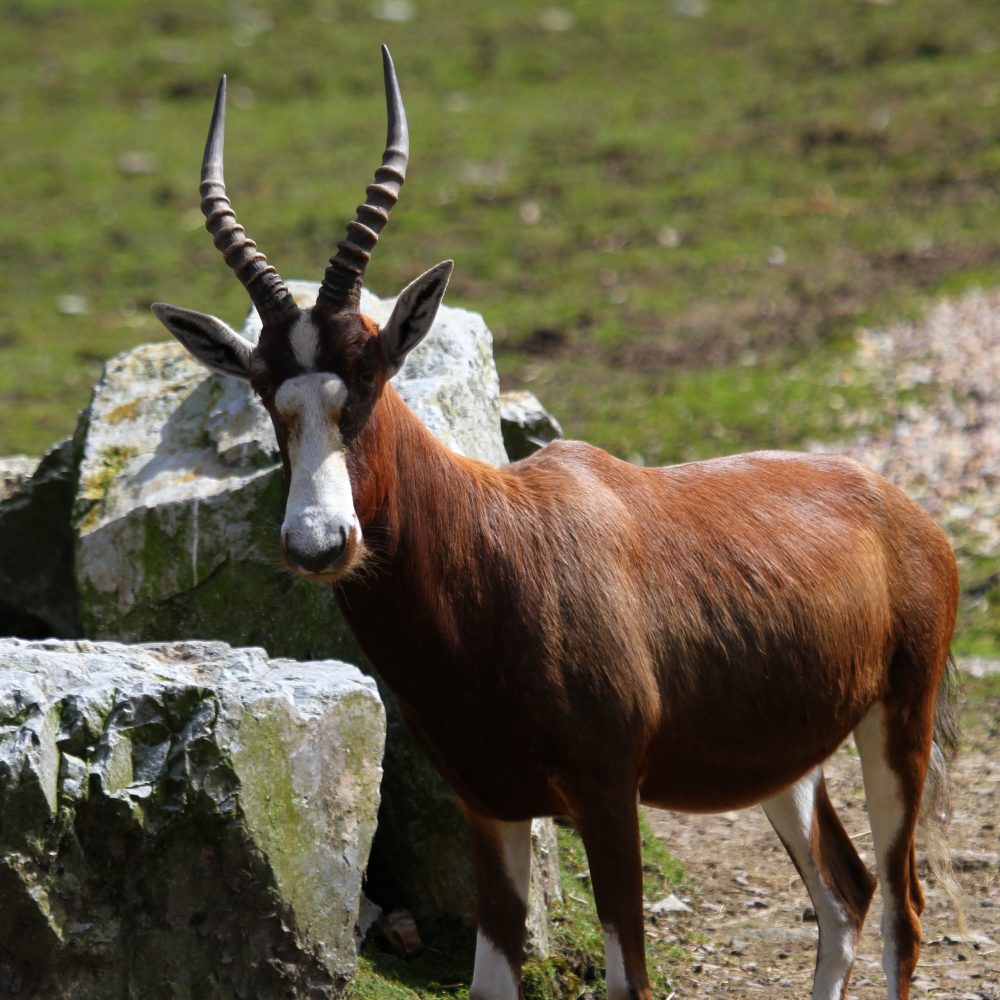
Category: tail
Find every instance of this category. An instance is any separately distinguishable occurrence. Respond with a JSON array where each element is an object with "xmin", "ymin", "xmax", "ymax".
[{"xmin": 919, "ymin": 654, "xmax": 967, "ymax": 936}]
